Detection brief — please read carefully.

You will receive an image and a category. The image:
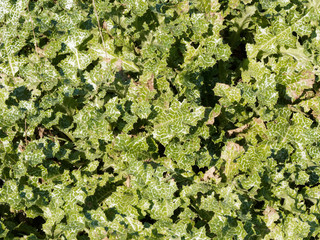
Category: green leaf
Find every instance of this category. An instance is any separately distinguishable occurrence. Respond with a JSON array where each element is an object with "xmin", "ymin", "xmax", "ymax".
[
  {"xmin": 214, "ymin": 83, "xmax": 241, "ymax": 105},
  {"xmin": 221, "ymin": 142, "xmax": 244, "ymax": 179},
  {"xmin": 149, "ymin": 198, "xmax": 181, "ymax": 220},
  {"xmin": 284, "ymin": 215, "xmax": 310, "ymax": 239},
  {"xmin": 152, "ymin": 99, "xmax": 205, "ymax": 145}
]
